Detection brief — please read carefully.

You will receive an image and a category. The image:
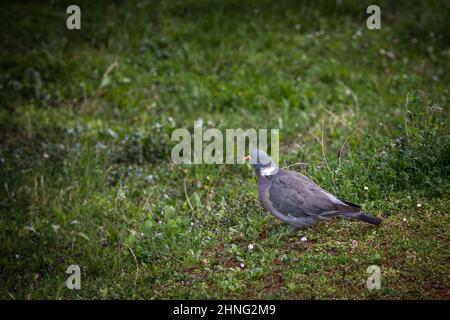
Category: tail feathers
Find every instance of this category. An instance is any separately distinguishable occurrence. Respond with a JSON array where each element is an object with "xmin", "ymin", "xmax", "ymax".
[{"xmin": 344, "ymin": 212, "xmax": 383, "ymax": 225}]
